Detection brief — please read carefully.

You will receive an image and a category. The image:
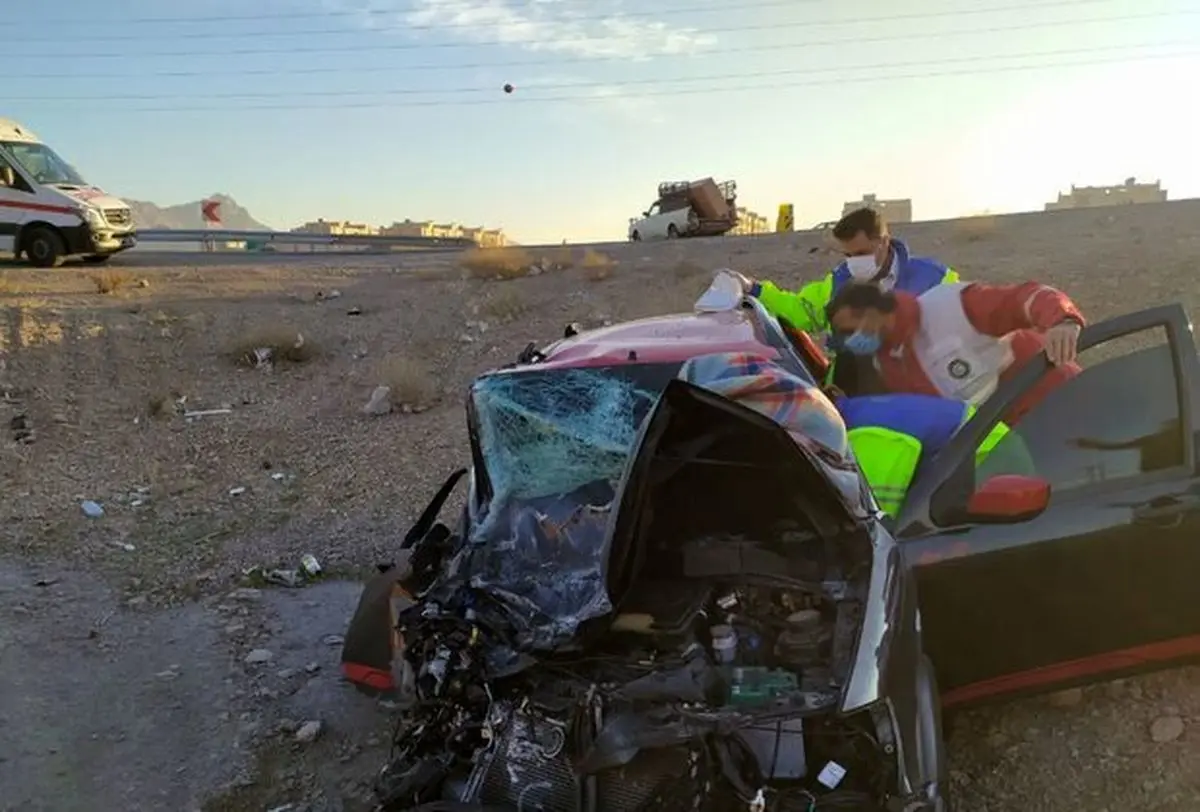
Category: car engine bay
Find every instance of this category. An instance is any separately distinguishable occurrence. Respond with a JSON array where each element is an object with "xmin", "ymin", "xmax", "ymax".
[{"xmin": 373, "ymin": 536, "xmax": 897, "ymax": 812}]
